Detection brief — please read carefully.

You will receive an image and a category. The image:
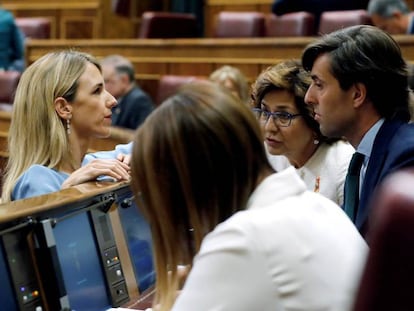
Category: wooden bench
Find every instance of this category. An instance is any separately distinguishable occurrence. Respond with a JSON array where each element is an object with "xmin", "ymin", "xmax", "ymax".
[{"xmin": 25, "ymin": 36, "xmax": 414, "ymax": 101}]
